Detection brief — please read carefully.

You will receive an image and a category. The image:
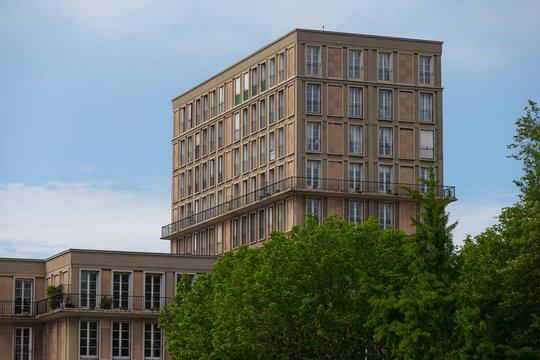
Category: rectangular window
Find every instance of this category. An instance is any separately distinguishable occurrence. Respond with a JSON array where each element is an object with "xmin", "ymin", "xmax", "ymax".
[
  {"xmin": 259, "ymin": 99, "xmax": 266, "ymax": 128},
  {"xmin": 250, "ymin": 213, "xmax": 256, "ymax": 243},
  {"xmin": 180, "ymin": 140, "xmax": 185, "ymax": 166},
  {"xmin": 379, "ymin": 127, "xmax": 393, "ymax": 157},
  {"xmin": 278, "ymin": 90, "xmax": 284, "ymax": 120},
  {"xmin": 378, "ymin": 52, "xmax": 392, "ymax": 81},
  {"xmin": 242, "ymin": 108, "xmax": 248, "ymax": 137},
  {"xmin": 307, "ymin": 199, "xmax": 321, "ymax": 223},
  {"xmin": 269, "ymin": 94, "xmax": 275, "ymax": 124},
  {"xmin": 218, "ymin": 86, "xmax": 224, "ymax": 113},
  {"xmin": 349, "ymin": 125, "xmax": 363, "ymax": 155},
  {"xmin": 113, "ymin": 272, "xmax": 130, "ymax": 309},
  {"xmin": 420, "ymin": 93, "xmax": 433, "ymax": 122},
  {"xmin": 180, "ymin": 107, "xmax": 186, "ymax": 132},
  {"xmin": 216, "ymin": 224, "xmax": 223, "ymax": 254},
  {"xmin": 201, "ymin": 230, "xmax": 206, "ymax": 255},
  {"xmin": 202, "ymin": 163, "xmax": 207, "ymax": 190},
  {"xmin": 81, "ymin": 270, "xmax": 98, "ymax": 308},
  {"xmin": 419, "ymin": 56, "xmax": 433, "ymax": 84},
  {"xmin": 420, "ymin": 130, "xmax": 434, "ymax": 159},
  {"xmin": 260, "ymin": 136, "xmax": 266, "ymax": 165},
  {"xmin": 306, "ymin": 46, "xmax": 321, "ymax": 75},
  {"xmin": 234, "ymin": 112, "xmax": 240, "ymax": 141},
  {"xmin": 194, "ymin": 166, "xmax": 199, "ymax": 193},
  {"xmin": 379, "ymin": 165, "xmax": 393, "ymax": 193},
  {"xmin": 349, "ymin": 163, "xmax": 363, "ymax": 191},
  {"xmin": 145, "ymin": 274, "xmax": 162, "ymax": 309},
  {"xmin": 269, "ymin": 132, "xmax": 275, "ymax": 161},
  {"xmin": 348, "ymin": 49, "xmax": 363, "ymax": 79},
  {"xmin": 307, "ymin": 122, "xmax": 320, "ymax": 152},
  {"xmin": 187, "ymin": 137, "xmax": 193, "ymax": 163},
  {"xmin": 203, "ymin": 95, "xmax": 208, "ymax": 122},
  {"xmin": 420, "ymin": 167, "xmax": 430, "ymax": 194},
  {"xmin": 350, "ymin": 201, "xmax": 363, "ymax": 225},
  {"xmin": 112, "ymin": 322, "xmax": 131, "ymax": 359},
  {"xmin": 210, "ymin": 91, "xmax": 216, "ymax": 117},
  {"xmin": 209, "ymin": 159, "xmax": 215, "ymax": 186},
  {"xmin": 208, "ymin": 228, "xmax": 214, "ymax": 255},
  {"xmin": 180, "ymin": 173, "xmax": 185, "ymax": 198},
  {"xmin": 277, "ymin": 203, "xmax": 284, "ymax": 231},
  {"xmin": 15, "ymin": 327, "xmax": 32, "ymax": 360},
  {"xmin": 378, "ymin": 89, "xmax": 393, "ymax": 119},
  {"xmin": 278, "ymin": 52, "xmax": 285, "ymax": 82},
  {"xmin": 187, "ymin": 169, "xmax": 192, "ymax": 196},
  {"xmin": 307, "ymin": 160, "xmax": 320, "ymax": 188},
  {"xmin": 251, "ymin": 104, "xmax": 257, "ymax": 133},
  {"xmin": 218, "ymin": 155, "xmax": 223, "ymax": 183},
  {"xmin": 202, "ymin": 129, "xmax": 208, "ymax": 156},
  {"xmin": 307, "ymin": 84, "xmax": 321, "ymax": 114},
  {"xmin": 144, "ymin": 323, "xmax": 162, "ymax": 360},
  {"xmin": 235, "ymin": 77, "xmax": 241, "ymax": 105},
  {"xmin": 195, "ymin": 99, "xmax": 200, "ymax": 125},
  {"xmin": 251, "ymin": 140, "xmax": 257, "ymax": 169},
  {"xmin": 380, "ymin": 203, "xmax": 393, "ymax": 229},
  {"xmin": 234, "ymin": 148, "xmax": 240, "ymax": 177},
  {"xmin": 278, "ymin": 127, "xmax": 284, "ymax": 158},
  {"xmin": 80, "ymin": 321, "xmax": 99, "ymax": 359},
  {"xmin": 260, "ymin": 62, "xmax": 267, "ymax": 91},
  {"xmin": 14, "ymin": 278, "xmax": 33, "ymax": 315},
  {"xmin": 210, "ymin": 125, "xmax": 216, "ymax": 152},
  {"xmin": 218, "ymin": 121, "xmax": 223, "ymax": 148},
  {"xmin": 349, "ymin": 87, "xmax": 363, "ymax": 117},
  {"xmin": 241, "ymin": 216, "xmax": 247, "ymax": 245},
  {"xmin": 268, "ymin": 206, "xmax": 274, "ymax": 234},
  {"xmin": 233, "ymin": 219, "xmax": 238, "ymax": 248},
  {"xmin": 195, "ymin": 133, "xmax": 200, "ymax": 159},
  {"xmin": 243, "ymin": 72, "xmax": 249, "ymax": 101},
  {"xmin": 251, "ymin": 67, "xmax": 258, "ymax": 95},
  {"xmin": 258, "ymin": 209, "xmax": 265, "ymax": 240},
  {"xmin": 269, "ymin": 57, "xmax": 276, "ymax": 87},
  {"xmin": 187, "ymin": 103, "xmax": 193, "ymax": 129},
  {"xmin": 243, "ymin": 144, "xmax": 248, "ymax": 173}
]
